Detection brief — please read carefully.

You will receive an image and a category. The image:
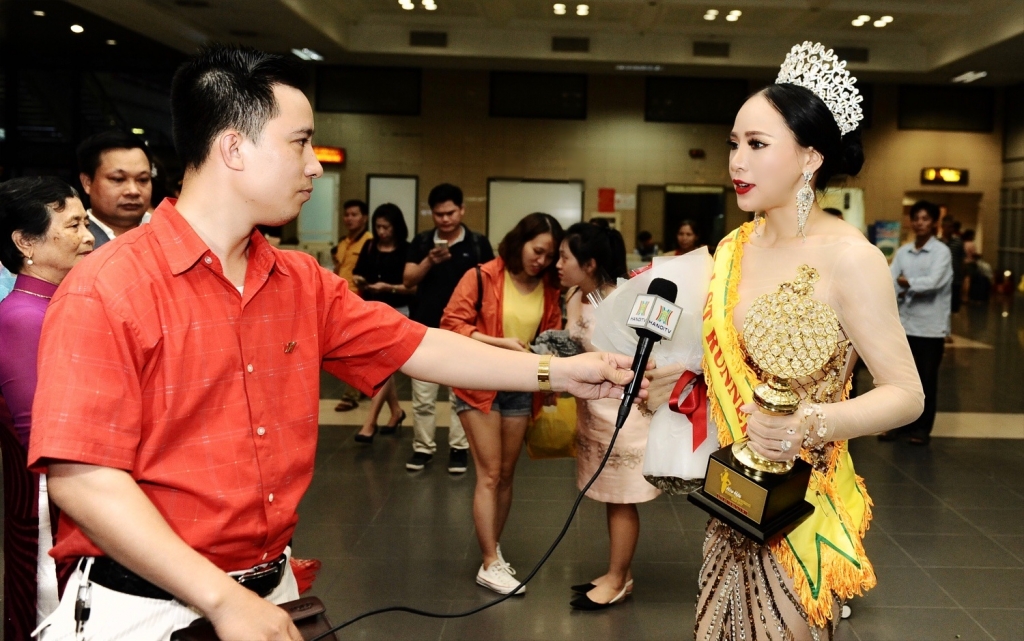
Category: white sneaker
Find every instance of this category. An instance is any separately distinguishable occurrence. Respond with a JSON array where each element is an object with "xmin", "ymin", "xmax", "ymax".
[
  {"xmin": 476, "ymin": 559, "xmax": 526, "ymax": 595},
  {"xmin": 496, "ymin": 544, "xmax": 509, "ymax": 569}
]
